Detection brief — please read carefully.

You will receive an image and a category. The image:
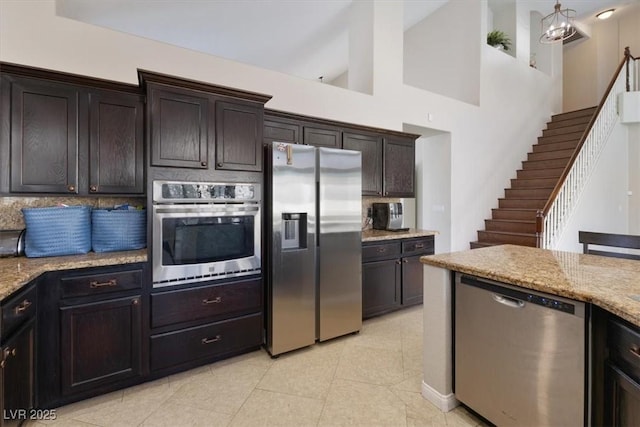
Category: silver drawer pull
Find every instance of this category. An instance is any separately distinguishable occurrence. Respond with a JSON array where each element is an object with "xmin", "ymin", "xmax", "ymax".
[
  {"xmin": 90, "ymin": 279, "xmax": 117, "ymax": 289},
  {"xmin": 14, "ymin": 299, "xmax": 32, "ymax": 315},
  {"xmin": 415, "ymin": 243, "xmax": 425, "ymax": 249},
  {"xmin": 630, "ymin": 347, "xmax": 640, "ymax": 359},
  {"xmin": 377, "ymin": 247, "xmax": 387, "ymax": 253},
  {"xmin": 202, "ymin": 297, "xmax": 222, "ymax": 305},
  {"xmin": 202, "ymin": 335, "xmax": 222, "ymax": 345}
]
